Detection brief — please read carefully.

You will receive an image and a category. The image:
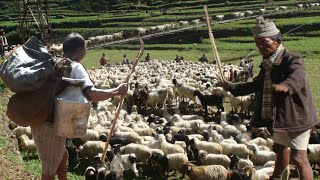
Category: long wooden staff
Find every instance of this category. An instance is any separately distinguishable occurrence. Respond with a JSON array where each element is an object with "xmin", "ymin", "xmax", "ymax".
[
  {"xmin": 100, "ymin": 38, "xmax": 144, "ymax": 162},
  {"xmin": 203, "ymin": 5, "xmax": 225, "ymax": 82}
]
